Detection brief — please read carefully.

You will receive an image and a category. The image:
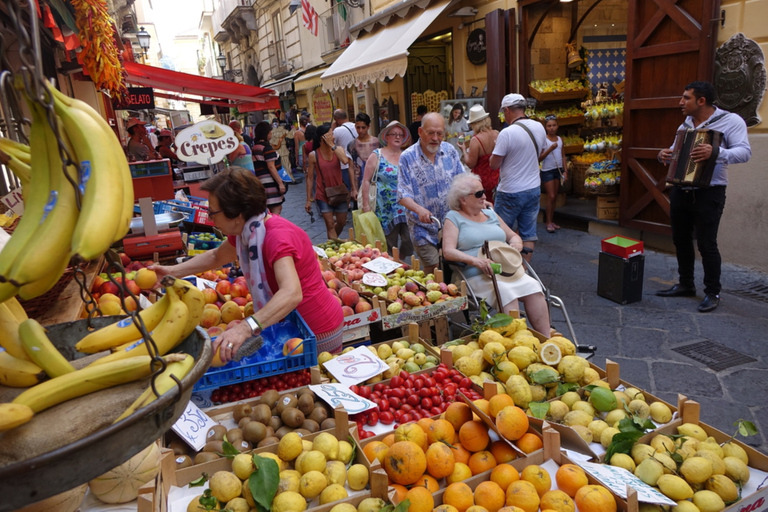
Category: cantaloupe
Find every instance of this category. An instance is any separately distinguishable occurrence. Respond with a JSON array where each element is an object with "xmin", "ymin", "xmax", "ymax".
[
  {"xmin": 89, "ymin": 442, "xmax": 162, "ymax": 503},
  {"xmin": 17, "ymin": 483, "xmax": 88, "ymax": 512}
]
